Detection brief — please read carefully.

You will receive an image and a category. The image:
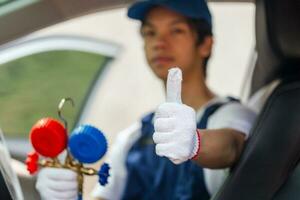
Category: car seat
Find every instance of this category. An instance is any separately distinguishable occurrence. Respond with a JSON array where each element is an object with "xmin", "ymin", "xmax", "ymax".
[{"xmin": 213, "ymin": 0, "xmax": 300, "ymax": 199}]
